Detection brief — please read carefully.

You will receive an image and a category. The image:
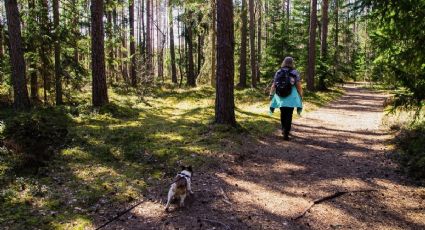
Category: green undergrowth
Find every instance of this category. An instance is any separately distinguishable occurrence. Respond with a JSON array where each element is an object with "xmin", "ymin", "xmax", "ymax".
[
  {"xmin": 385, "ymin": 111, "xmax": 425, "ymax": 181},
  {"xmin": 395, "ymin": 121, "xmax": 425, "ymax": 180},
  {"xmin": 0, "ymin": 84, "xmax": 343, "ymax": 229}
]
